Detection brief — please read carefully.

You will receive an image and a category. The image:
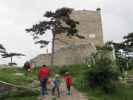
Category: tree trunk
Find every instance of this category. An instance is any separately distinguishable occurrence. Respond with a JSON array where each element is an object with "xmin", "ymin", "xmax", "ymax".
[
  {"xmin": 11, "ymin": 57, "xmax": 13, "ymax": 63},
  {"xmin": 51, "ymin": 33, "xmax": 55, "ymax": 67}
]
